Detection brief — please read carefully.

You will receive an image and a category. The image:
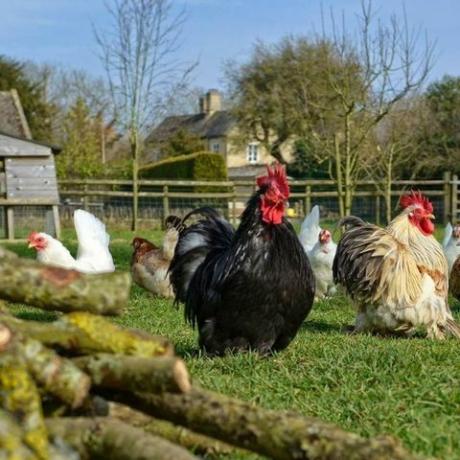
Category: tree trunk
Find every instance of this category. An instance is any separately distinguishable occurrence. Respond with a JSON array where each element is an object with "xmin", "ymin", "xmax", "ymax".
[
  {"xmin": 130, "ymin": 130, "xmax": 139, "ymax": 232},
  {"xmin": 385, "ymin": 147, "xmax": 394, "ymax": 224},
  {"xmin": 45, "ymin": 417, "xmax": 198, "ymax": 460},
  {"xmin": 73, "ymin": 354, "xmax": 190, "ymax": 394},
  {"xmin": 344, "ymin": 111, "xmax": 353, "ymax": 216},
  {"xmin": 102, "ymin": 388, "xmax": 424, "ymax": 460},
  {"xmin": 0, "ymin": 251, "xmax": 130, "ymax": 316},
  {"xmin": 269, "ymin": 139, "xmax": 287, "ymax": 164},
  {"xmin": 0, "ymin": 311, "xmax": 173, "ymax": 358},
  {"xmin": 334, "ymin": 134, "xmax": 345, "ymax": 217},
  {"xmin": 109, "ymin": 402, "xmax": 237, "ymax": 458}
]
